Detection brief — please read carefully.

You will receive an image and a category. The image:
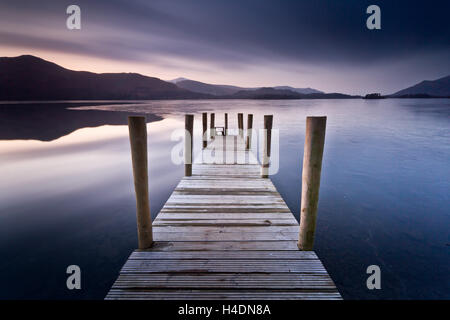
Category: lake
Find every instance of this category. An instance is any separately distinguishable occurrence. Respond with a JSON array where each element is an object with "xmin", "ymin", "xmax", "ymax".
[{"xmin": 0, "ymin": 99, "xmax": 448, "ymax": 299}]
